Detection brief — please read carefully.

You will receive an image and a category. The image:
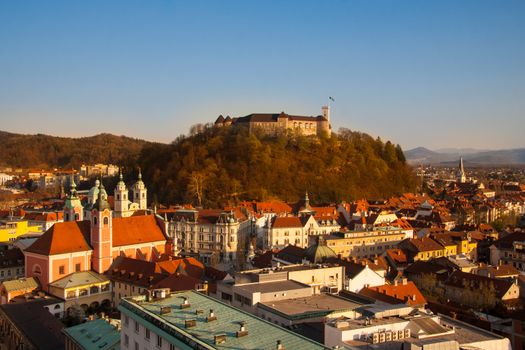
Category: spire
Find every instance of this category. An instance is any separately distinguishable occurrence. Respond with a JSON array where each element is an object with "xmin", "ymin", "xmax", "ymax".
[
  {"xmin": 304, "ymin": 191, "xmax": 310, "ymax": 208},
  {"xmin": 138, "ymin": 167, "xmax": 142, "ymax": 181},
  {"xmin": 119, "ymin": 167, "xmax": 123, "ymax": 181},
  {"xmin": 93, "ymin": 180, "xmax": 110, "ymax": 211},
  {"xmin": 69, "ymin": 175, "xmax": 77, "ymax": 198},
  {"xmin": 457, "ymin": 157, "xmax": 466, "ymax": 183}
]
